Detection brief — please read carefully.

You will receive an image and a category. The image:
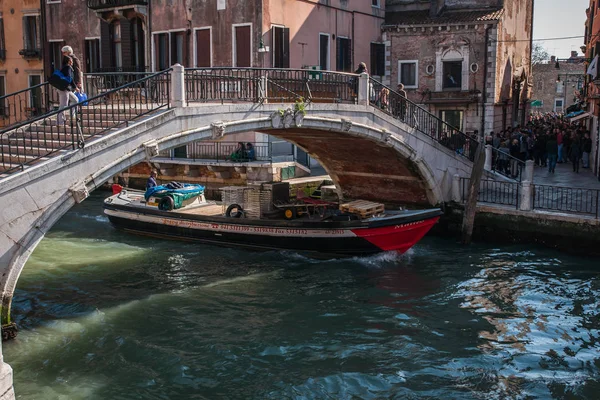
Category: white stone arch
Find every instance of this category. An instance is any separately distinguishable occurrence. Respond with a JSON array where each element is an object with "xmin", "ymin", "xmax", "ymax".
[{"xmin": 0, "ymin": 114, "xmax": 444, "ymax": 324}]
